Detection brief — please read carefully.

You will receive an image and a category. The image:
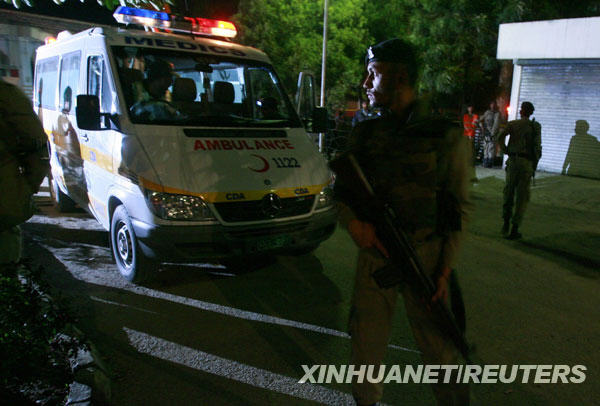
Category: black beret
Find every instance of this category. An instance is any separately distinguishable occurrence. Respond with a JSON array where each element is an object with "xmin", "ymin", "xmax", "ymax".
[
  {"xmin": 365, "ymin": 38, "xmax": 416, "ymax": 66},
  {"xmin": 521, "ymin": 101, "xmax": 535, "ymax": 114}
]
